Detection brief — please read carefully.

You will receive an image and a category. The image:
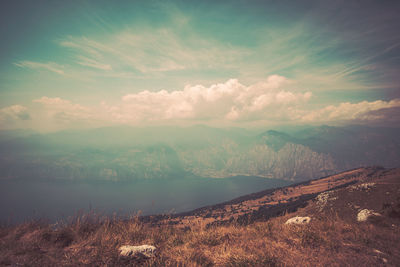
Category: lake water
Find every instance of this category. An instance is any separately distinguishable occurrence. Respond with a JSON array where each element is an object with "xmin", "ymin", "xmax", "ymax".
[{"xmin": 0, "ymin": 176, "xmax": 290, "ymax": 223}]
